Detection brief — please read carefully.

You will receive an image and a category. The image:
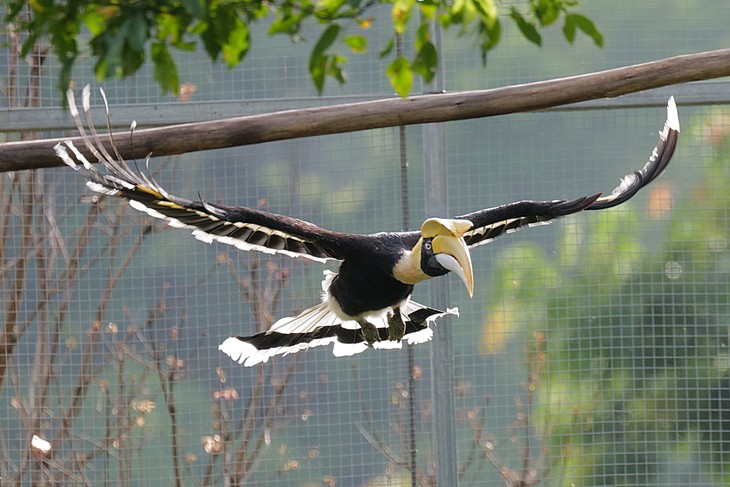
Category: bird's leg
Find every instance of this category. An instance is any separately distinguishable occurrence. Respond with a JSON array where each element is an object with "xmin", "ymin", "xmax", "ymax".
[
  {"xmin": 387, "ymin": 307, "xmax": 406, "ymax": 341},
  {"xmin": 358, "ymin": 319, "xmax": 380, "ymax": 347}
]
